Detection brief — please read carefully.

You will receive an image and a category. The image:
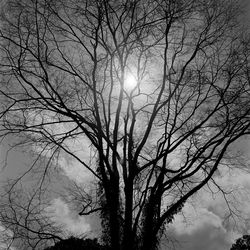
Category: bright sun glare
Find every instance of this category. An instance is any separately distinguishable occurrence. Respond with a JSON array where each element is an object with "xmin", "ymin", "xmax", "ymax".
[{"xmin": 124, "ymin": 74, "xmax": 137, "ymax": 91}]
